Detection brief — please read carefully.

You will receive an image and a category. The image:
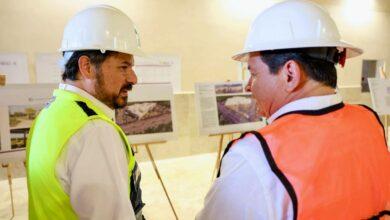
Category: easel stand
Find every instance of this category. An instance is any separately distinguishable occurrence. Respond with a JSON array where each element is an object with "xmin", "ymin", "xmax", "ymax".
[
  {"xmin": 133, "ymin": 142, "xmax": 179, "ymax": 220},
  {"xmin": 2, "ymin": 163, "xmax": 15, "ymax": 219},
  {"xmin": 209, "ymin": 132, "xmax": 237, "ymax": 181}
]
